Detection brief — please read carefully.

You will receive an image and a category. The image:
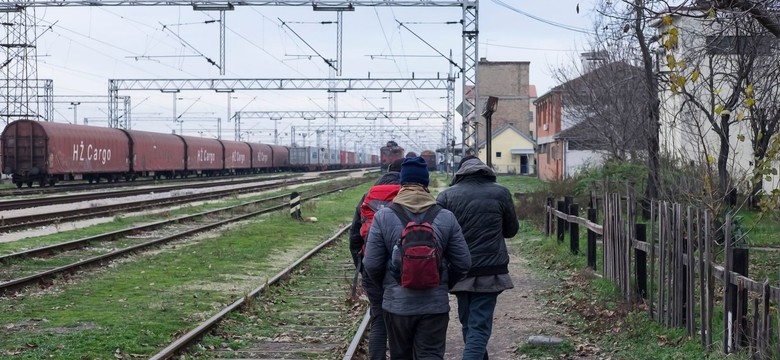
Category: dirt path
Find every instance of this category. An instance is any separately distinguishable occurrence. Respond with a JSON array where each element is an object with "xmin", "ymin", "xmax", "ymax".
[{"xmin": 444, "ymin": 249, "xmax": 566, "ymax": 359}]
